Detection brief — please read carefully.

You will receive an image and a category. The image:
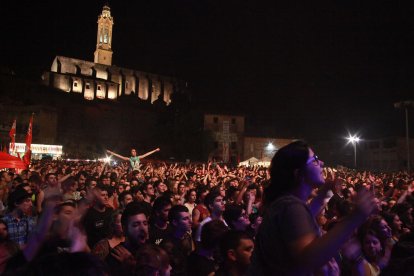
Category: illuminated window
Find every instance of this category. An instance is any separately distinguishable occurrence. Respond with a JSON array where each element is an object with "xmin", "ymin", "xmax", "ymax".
[
  {"xmin": 73, "ymin": 81, "xmax": 78, "ymax": 87},
  {"xmin": 86, "ymin": 83, "xmax": 90, "ymax": 89},
  {"xmin": 97, "ymin": 85, "xmax": 101, "ymax": 91}
]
